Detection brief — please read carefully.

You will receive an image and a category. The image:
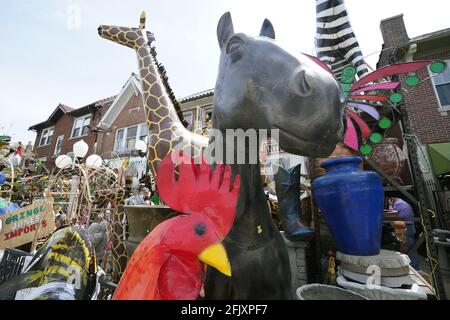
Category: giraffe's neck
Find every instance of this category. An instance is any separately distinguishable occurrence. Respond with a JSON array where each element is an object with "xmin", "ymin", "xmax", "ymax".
[
  {"xmin": 133, "ymin": 42, "xmax": 208, "ymax": 178},
  {"xmin": 135, "ymin": 43, "xmax": 181, "ymax": 132}
]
